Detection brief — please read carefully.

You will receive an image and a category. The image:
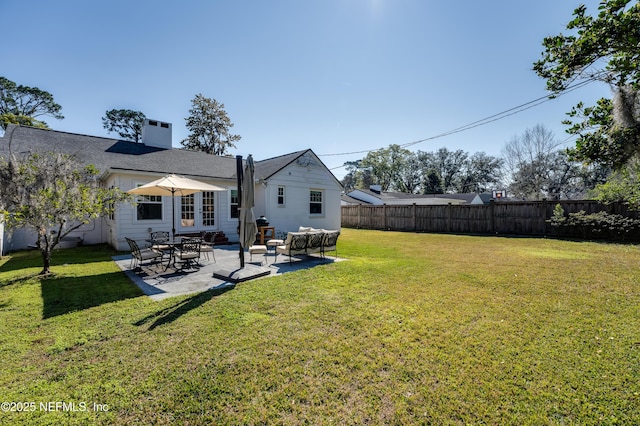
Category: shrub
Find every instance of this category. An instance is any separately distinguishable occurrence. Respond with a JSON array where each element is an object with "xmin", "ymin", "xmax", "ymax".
[{"xmin": 548, "ymin": 204, "xmax": 640, "ymax": 240}]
